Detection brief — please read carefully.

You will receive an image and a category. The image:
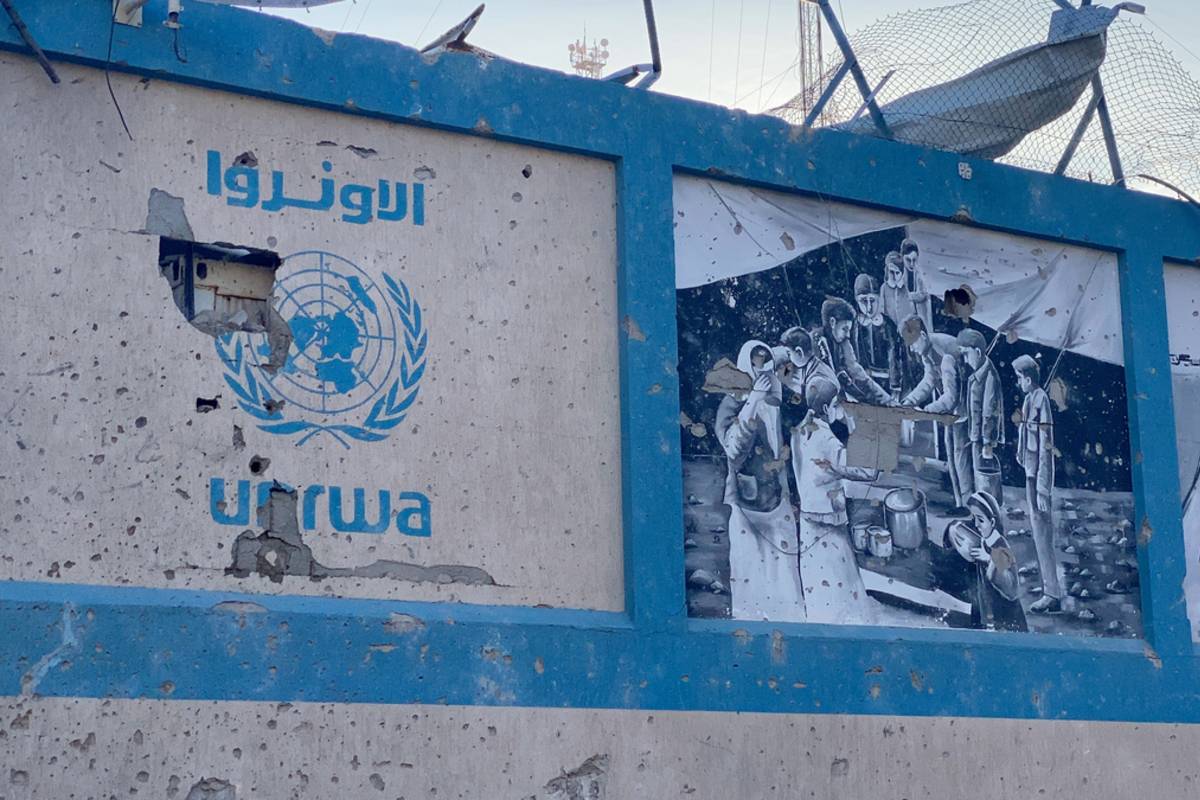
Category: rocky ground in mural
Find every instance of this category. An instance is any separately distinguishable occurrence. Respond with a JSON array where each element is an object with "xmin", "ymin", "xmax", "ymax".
[{"xmin": 684, "ymin": 457, "xmax": 1142, "ymax": 638}]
